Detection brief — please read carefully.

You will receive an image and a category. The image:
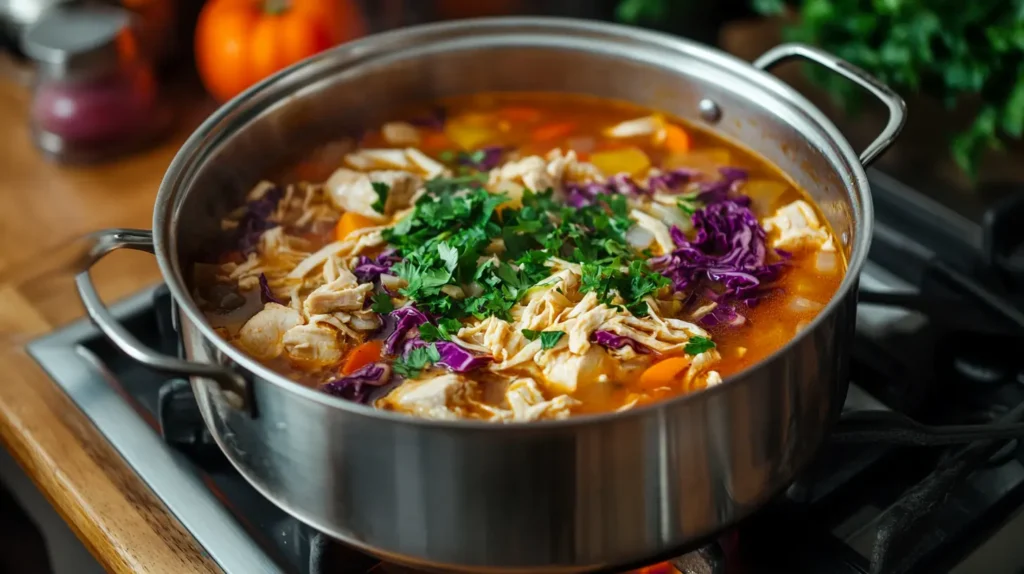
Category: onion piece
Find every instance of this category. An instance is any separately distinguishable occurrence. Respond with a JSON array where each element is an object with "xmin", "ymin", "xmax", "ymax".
[
  {"xmin": 382, "ymin": 122, "xmax": 420, "ymax": 146},
  {"xmin": 815, "ymin": 251, "xmax": 838, "ymax": 275},
  {"xmin": 604, "ymin": 115, "xmax": 663, "ymax": 138},
  {"xmin": 745, "ymin": 179, "xmax": 789, "ymax": 214},
  {"xmin": 789, "ymin": 296, "xmax": 824, "ymax": 313},
  {"xmin": 626, "ymin": 225, "xmax": 655, "ymax": 249},
  {"xmin": 646, "ymin": 202, "xmax": 693, "ymax": 234}
]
